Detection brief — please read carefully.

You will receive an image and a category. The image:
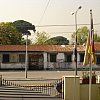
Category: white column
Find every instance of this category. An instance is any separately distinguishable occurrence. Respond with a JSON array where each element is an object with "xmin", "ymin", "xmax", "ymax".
[
  {"xmin": 0, "ymin": 54, "xmax": 1, "ymax": 69},
  {"xmin": 43, "ymin": 52, "xmax": 47, "ymax": 70},
  {"xmin": 0, "ymin": 75, "xmax": 2, "ymax": 86},
  {"xmin": 77, "ymin": 53, "xmax": 80, "ymax": 62}
]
